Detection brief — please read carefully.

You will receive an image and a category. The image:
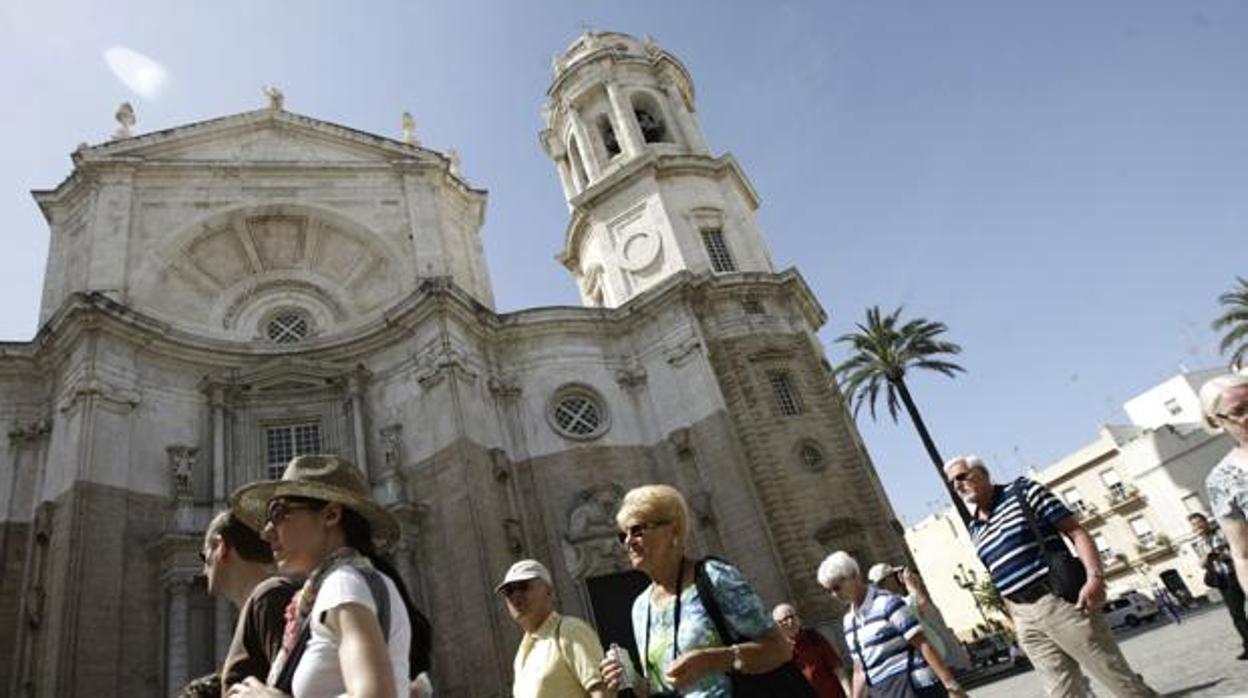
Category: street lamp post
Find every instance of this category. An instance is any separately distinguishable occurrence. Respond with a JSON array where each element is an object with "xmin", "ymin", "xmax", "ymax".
[{"xmin": 953, "ymin": 563, "xmax": 989, "ymax": 629}]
